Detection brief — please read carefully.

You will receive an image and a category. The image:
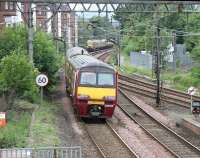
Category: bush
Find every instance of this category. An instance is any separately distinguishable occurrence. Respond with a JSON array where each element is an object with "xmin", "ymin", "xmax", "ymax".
[{"xmin": 0, "ymin": 52, "xmax": 38, "ymax": 102}]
